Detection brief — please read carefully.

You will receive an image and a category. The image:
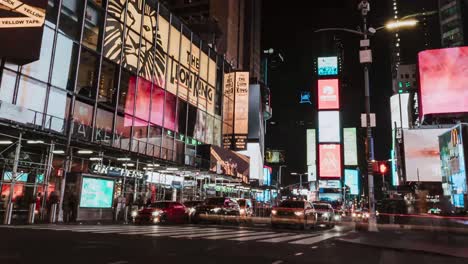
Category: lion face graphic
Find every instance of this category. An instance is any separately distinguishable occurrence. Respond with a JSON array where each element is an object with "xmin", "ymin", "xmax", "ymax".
[{"xmin": 104, "ymin": 0, "xmax": 166, "ymax": 87}]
